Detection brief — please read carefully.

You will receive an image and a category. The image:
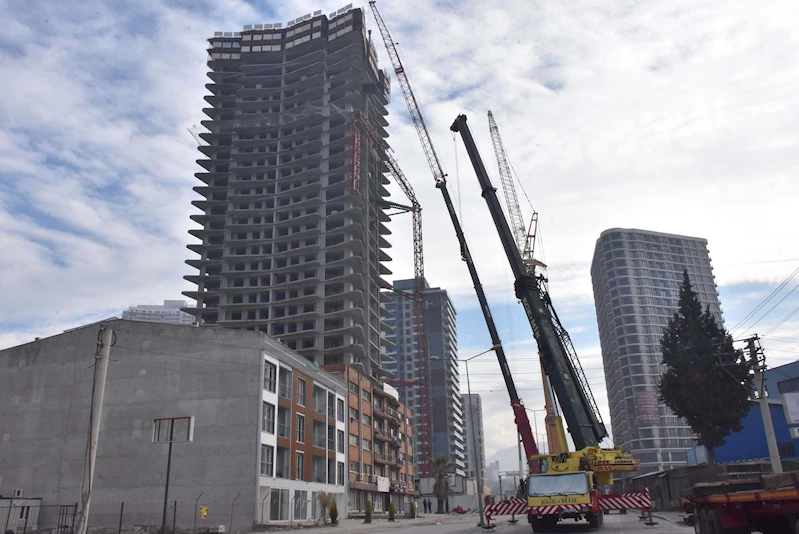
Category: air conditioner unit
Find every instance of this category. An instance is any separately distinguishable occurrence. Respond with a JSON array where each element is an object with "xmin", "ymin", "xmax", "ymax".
[{"xmin": 13, "ymin": 489, "xmax": 23, "ymax": 498}]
